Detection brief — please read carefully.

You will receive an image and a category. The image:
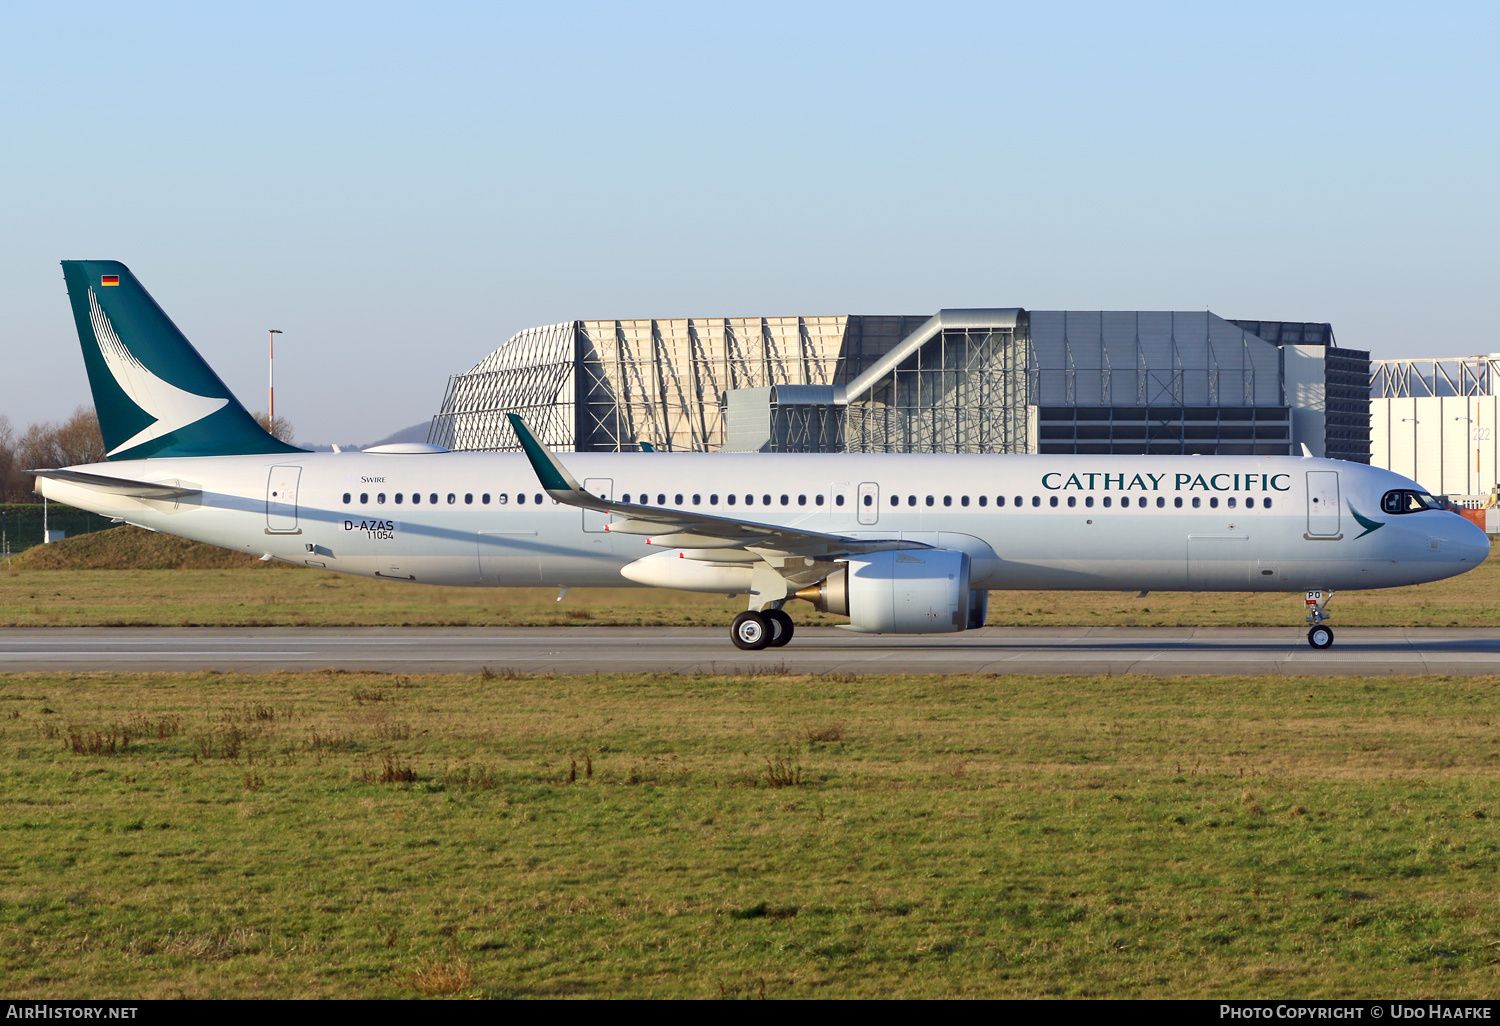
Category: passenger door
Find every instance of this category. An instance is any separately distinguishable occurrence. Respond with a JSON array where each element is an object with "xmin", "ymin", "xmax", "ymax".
[
  {"xmin": 1305, "ymin": 471, "xmax": 1342, "ymax": 538},
  {"xmin": 265, "ymin": 466, "xmax": 302, "ymax": 534},
  {"xmin": 857, "ymin": 481, "xmax": 880, "ymax": 525},
  {"xmin": 583, "ymin": 478, "xmax": 614, "ymax": 532}
]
